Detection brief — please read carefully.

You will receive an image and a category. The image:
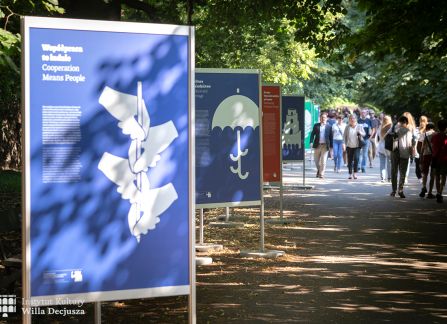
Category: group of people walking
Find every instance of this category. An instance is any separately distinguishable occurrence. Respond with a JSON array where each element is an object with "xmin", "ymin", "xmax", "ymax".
[{"xmin": 310, "ymin": 109, "xmax": 446, "ymax": 203}]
